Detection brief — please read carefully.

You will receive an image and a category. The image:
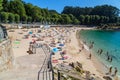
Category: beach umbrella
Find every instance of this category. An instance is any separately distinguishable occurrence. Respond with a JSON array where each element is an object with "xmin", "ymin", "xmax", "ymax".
[
  {"xmin": 29, "ymin": 31, "xmax": 33, "ymax": 34},
  {"xmin": 52, "ymin": 48, "xmax": 59, "ymax": 53},
  {"xmin": 59, "ymin": 44, "xmax": 64, "ymax": 47}
]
